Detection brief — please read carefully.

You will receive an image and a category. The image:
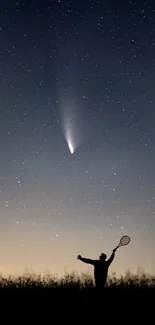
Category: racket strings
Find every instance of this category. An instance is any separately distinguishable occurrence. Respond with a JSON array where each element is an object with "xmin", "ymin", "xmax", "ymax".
[{"xmin": 120, "ymin": 235, "xmax": 130, "ymax": 246}]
